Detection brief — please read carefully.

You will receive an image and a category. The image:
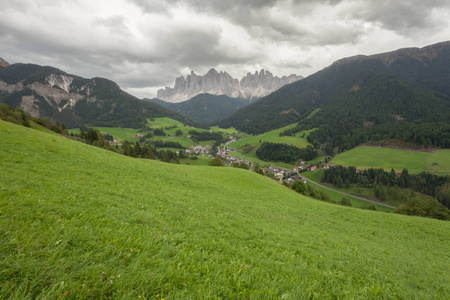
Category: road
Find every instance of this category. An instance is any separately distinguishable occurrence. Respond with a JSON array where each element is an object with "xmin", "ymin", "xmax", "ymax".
[{"xmin": 303, "ymin": 177, "xmax": 396, "ymax": 209}]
